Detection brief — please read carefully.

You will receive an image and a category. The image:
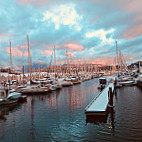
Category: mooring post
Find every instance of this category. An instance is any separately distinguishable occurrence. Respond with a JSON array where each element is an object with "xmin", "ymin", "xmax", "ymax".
[
  {"xmin": 108, "ymin": 87, "xmax": 113, "ymax": 106},
  {"xmin": 114, "ymin": 78, "xmax": 117, "ymax": 95}
]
